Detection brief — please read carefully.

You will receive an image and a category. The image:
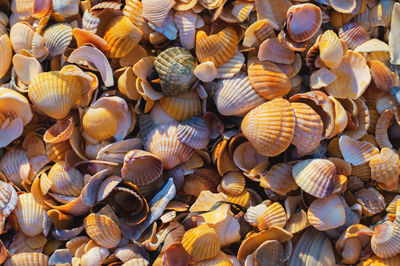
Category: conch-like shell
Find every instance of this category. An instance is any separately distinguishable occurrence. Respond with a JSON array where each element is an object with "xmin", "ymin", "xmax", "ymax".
[{"xmin": 286, "ymin": 4, "xmax": 322, "ymax": 42}]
